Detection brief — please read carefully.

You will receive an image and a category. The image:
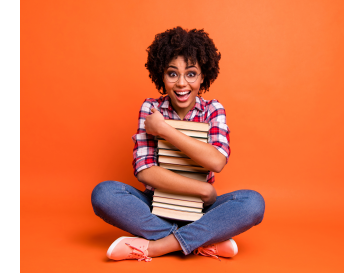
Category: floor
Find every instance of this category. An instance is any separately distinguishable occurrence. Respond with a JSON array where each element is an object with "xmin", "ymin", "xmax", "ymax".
[{"xmin": 21, "ymin": 174, "xmax": 343, "ymax": 273}]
